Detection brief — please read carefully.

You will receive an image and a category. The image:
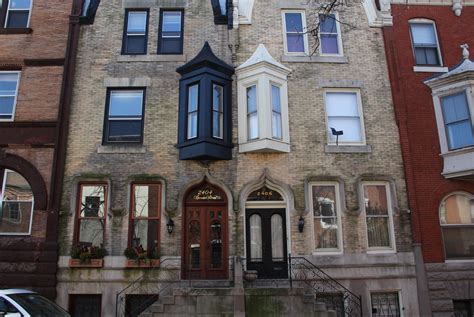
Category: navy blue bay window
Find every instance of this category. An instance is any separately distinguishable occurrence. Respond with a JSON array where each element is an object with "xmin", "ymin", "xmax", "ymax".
[{"xmin": 176, "ymin": 42, "xmax": 234, "ymax": 160}]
